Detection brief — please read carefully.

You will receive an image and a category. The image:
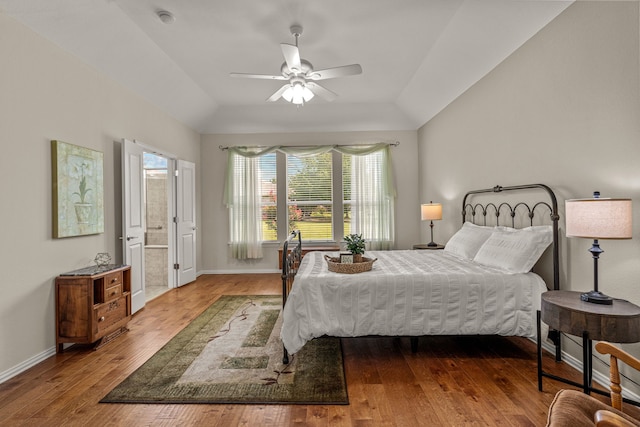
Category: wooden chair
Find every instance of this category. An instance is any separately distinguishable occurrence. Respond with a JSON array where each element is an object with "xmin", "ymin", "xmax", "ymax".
[{"xmin": 546, "ymin": 342, "xmax": 640, "ymax": 426}]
